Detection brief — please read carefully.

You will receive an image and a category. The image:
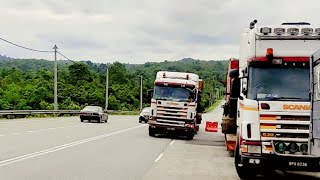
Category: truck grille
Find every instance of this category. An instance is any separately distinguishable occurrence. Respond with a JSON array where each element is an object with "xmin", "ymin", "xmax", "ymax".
[
  {"xmin": 260, "ymin": 114, "xmax": 310, "ymax": 141},
  {"xmin": 260, "ymin": 114, "xmax": 310, "ymax": 154},
  {"xmin": 156, "ymin": 105, "xmax": 188, "ymax": 126}
]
